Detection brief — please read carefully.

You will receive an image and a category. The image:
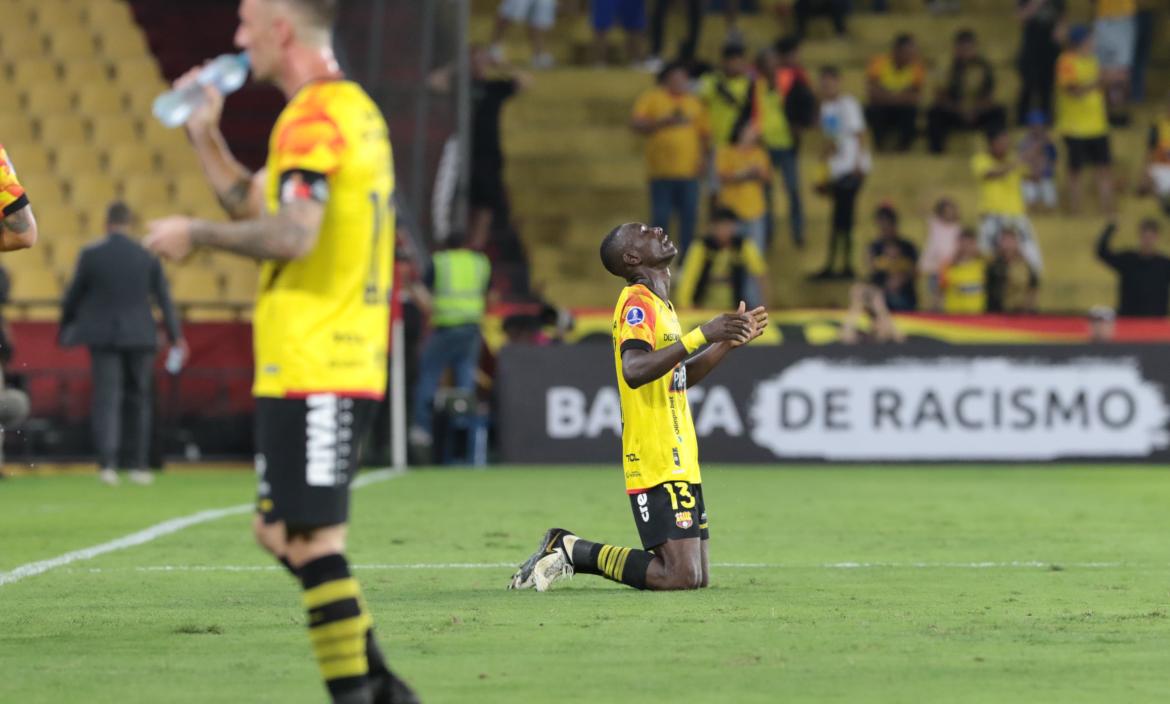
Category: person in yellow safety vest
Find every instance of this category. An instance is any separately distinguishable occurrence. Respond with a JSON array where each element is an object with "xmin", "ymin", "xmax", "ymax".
[{"xmin": 409, "ymin": 232, "xmax": 492, "ymax": 450}]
